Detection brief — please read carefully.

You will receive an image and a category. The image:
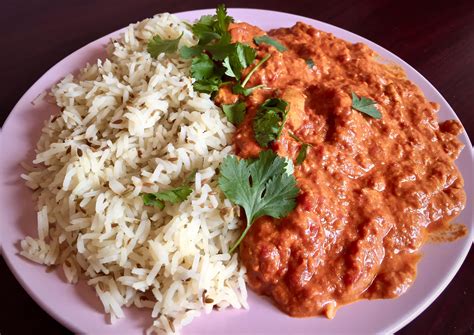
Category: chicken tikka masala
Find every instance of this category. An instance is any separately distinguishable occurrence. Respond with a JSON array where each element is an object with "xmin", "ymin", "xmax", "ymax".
[{"xmin": 215, "ymin": 21, "xmax": 466, "ymax": 318}]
